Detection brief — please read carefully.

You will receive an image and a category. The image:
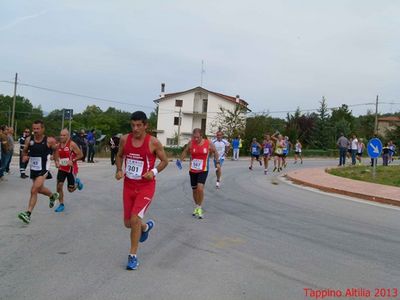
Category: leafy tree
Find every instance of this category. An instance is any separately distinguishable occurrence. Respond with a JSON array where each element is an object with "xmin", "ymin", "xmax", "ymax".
[{"xmin": 211, "ymin": 104, "xmax": 248, "ymax": 140}]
